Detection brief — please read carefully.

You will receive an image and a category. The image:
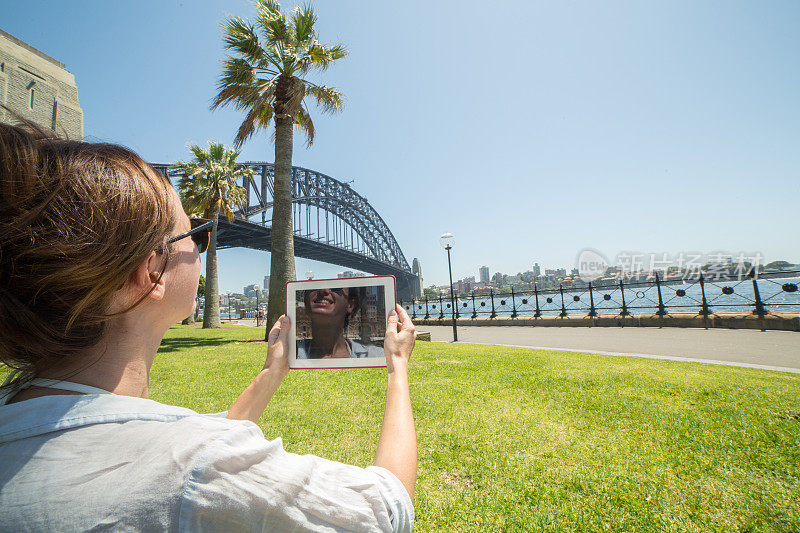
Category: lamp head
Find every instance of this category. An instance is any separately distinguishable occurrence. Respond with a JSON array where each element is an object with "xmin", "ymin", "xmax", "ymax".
[{"xmin": 439, "ymin": 232, "xmax": 455, "ymax": 250}]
